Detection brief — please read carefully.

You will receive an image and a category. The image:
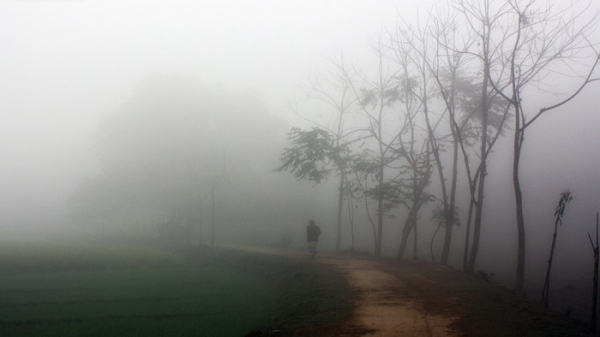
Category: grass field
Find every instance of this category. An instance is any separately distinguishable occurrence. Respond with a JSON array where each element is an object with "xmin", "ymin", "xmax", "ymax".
[
  {"xmin": 0, "ymin": 267, "xmax": 274, "ymax": 336},
  {"xmin": 0, "ymin": 240, "xmax": 351, "ymax": 337},
  {"xmin": 0, "ymin": 240, "xmax": 187, "ymax": 275},
  {"xmin": 0, "ymin": 241, "xmax": 275, "ymax": 336}
]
